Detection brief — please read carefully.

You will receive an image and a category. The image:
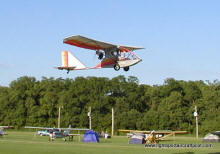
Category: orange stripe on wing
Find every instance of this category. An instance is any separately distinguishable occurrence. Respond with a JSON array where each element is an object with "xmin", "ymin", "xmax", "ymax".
[{"xmin": 119, "ymin": 46, "xmax": 130, "ymax": 52}]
